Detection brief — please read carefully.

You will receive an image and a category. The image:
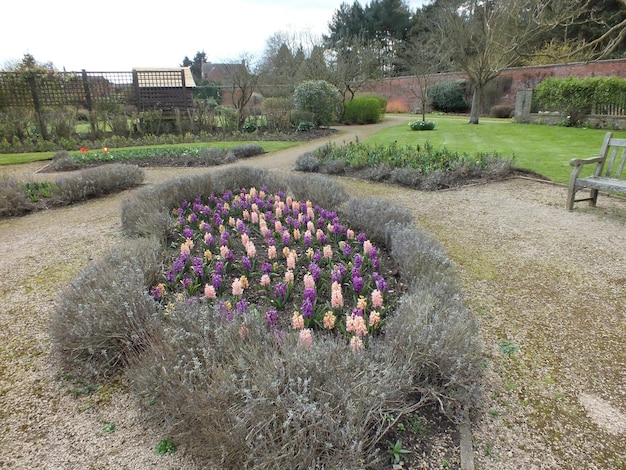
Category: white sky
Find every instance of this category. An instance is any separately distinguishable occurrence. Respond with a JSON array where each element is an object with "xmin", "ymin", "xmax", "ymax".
[{"xmin": 1, "ymin": 0, "xmax": 429, "ymax": 72}]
